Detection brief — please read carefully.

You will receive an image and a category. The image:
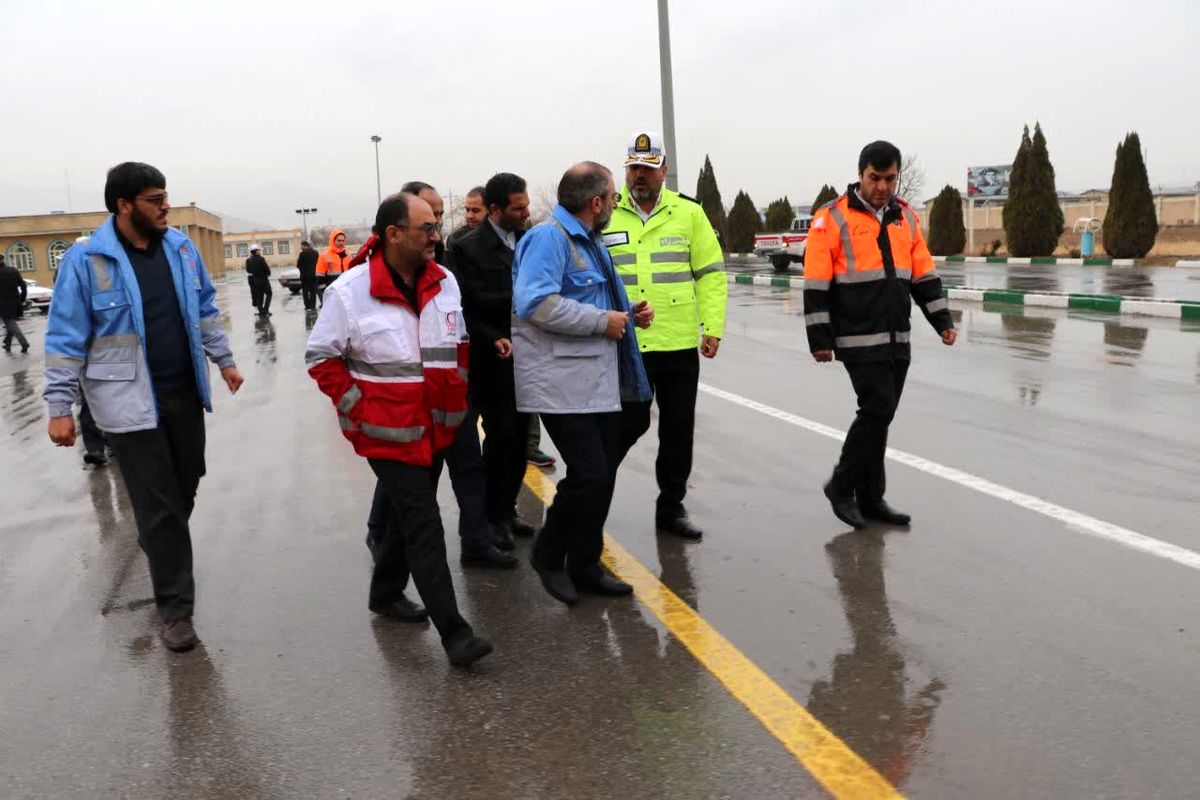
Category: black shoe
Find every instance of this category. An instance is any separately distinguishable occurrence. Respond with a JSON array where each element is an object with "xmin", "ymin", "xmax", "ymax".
[
  {"xmin": 369, "ymin": 595, "xmax": 429, "ymax": 622},
  {"xmin": 445, "ymin": 631, "xmax": 493, "ymax": 668},
  {"xmin": 657, "ymin": 514, "xmax": 703, "ymax": 541},
  {"xmin": 161, "ymin": 617, "xmax": 199, "ymax": 652},
  {"xmin": 573, "ymin": 567, "xmax": 633, "ymax": 597},
  {"xmin": 1, "ymin": 345, "xmax": 9, "ymax": 352},
  {"xmin": 20, "ymin": 345, "xmax": 29, "ymax": 353},
  {"xmin": 492, "ymin": 521, "xmax": 515, "ymax": 551},
  {"xmin": 823, "ymin": 481, "xmax": 867, "ymax": 529},
  {"xmin": 509, "ymin": 517, "xmax": 537, "ymax": 538},
  {"xmin": 859, "ymin": 500, "xmax": 911, "ymax": 526},
  {"xmin": 527, "ymin": 449, "xmax": 556, "ymax": 468},
  {"xmin": 83, "ymin": 451, "xmax": 108, "ymax": 467},
  {"xmin": 460, "ymin": 545, "xmax": 519, "ymax": 569},
  {"xmin": 532, "ymin": 561, "xmax": 578, "ymax": 606}
]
